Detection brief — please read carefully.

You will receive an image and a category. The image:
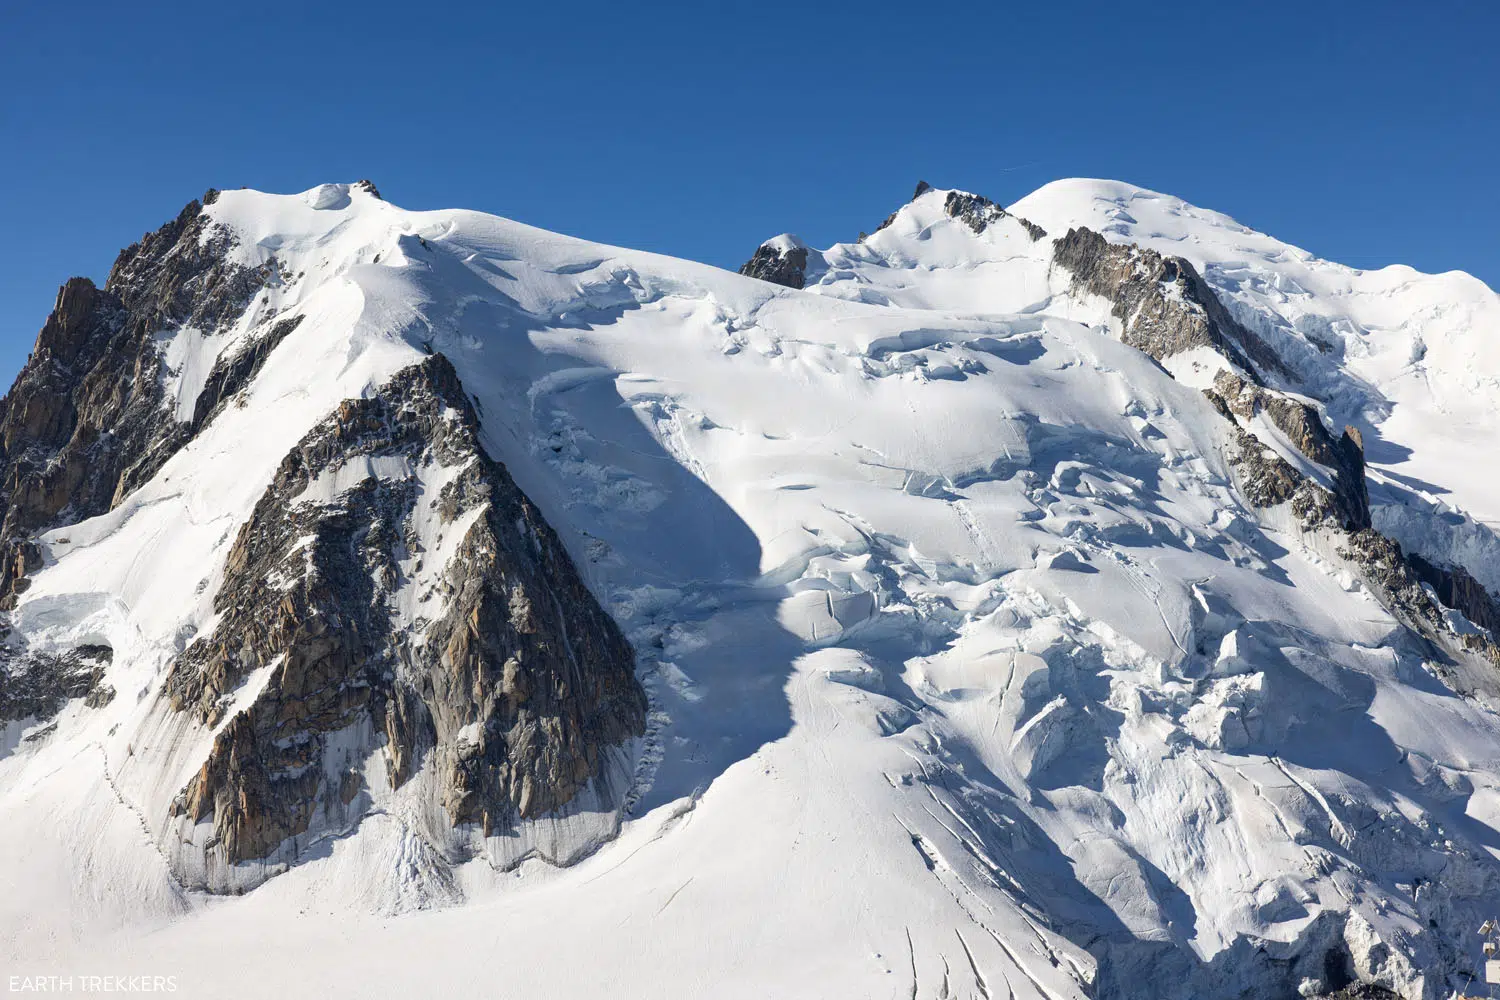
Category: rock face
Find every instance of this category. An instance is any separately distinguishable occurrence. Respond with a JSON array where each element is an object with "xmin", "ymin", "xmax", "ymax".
[
  {"xmin": 0, "ymin": 192, "xmax": 269, "ymax": 608},
  {"xmin": 1321, "ymin": 986, "xmax": 1403, "ymax": 1000},
  {"xmin": 738, "ymin": 239, "xmax": 809, "ymax": 289},
  {"xmin": 1053, "ymin": 226, "xmax": 1293, "ymax": 382},
  {"xmin": 1330, "ymin": 425, "xmax": 1372, "ymax": 532},
  {"xmin": 1211, "ymin": 370, "xmax": 1371, "ymax": 530},
  {"xmin": 1181, "ymin": 256, "xmax": 1499, "ymax": 682},
  {"xmin": 942, "ymin": 190, "xmax": 1046, "ymax": 240},
  {"xmin": 165, "ymin": 354, "xmax": 645, "ymax": 881},
  {"xmin": 1409, "ymin": 554, "xmax": 1500, "ymax": 636},
  {"xmin": 188, "ymin": 313, "xmax": 304, "ymax": 431},
  {"xmin": 1057, "ymin": 222, "xmax": 1500, "ymax": 704},
  {"xmin": 0, "ymin": 193, "xmax": 281, "ymax": 733},
  {"xmin": 0, "ymin": 191, "xmax": 646, "ymax": 890},
  {"xmin": 0, "ymin": 644, "xmax": 112, "ymax": 724},
  {"xmin": 1204, "ymin": 382, "xmax": 1470, "ymax": 668},
  {"xmin": 1050, "ymin": 224, "xmax": 1496, "ymax": 663},
  {"xmin": 1068, "ymin": 229, "xmax": 1373, "ymax": 534},
  {"xmin": 1208, "ymin": 398, "xmax": 1333, "ymax": 519}
]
